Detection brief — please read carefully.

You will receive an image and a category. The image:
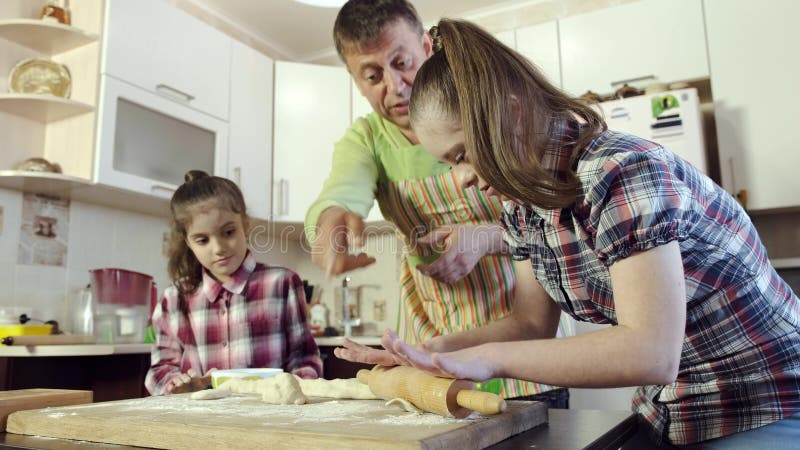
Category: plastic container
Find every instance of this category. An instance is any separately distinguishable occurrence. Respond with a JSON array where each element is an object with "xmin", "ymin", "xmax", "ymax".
[
  {"xmin": 211, "ymin": 368, "xmax": 283, "ymax": 388},
  {"xmin": 93, "ymin": 304, "xmax": 148, "ymax": 344},
  {"xmin": 90, "ymin": 268, "xmax": 154, "ymax": 306}
]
